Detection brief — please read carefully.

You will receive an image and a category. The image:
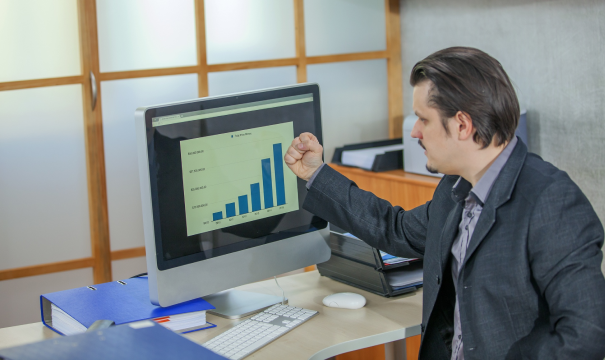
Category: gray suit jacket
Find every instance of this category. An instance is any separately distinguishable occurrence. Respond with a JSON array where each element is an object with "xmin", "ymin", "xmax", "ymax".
[{"xmin": 304, "ymin": 139, "xmax": 605, "ymax": 359}]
